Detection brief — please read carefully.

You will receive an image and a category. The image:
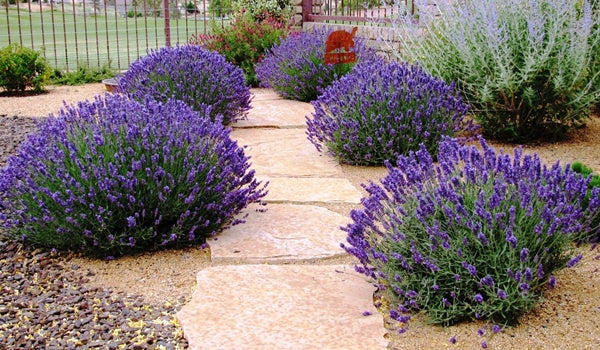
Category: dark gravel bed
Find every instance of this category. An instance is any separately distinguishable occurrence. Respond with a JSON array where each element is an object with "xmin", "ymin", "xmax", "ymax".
[
  {"xmin": 0, "ymin": 115, "xmax": 189, "ymax": 349},
  {"xmin": 0, "ymin": 115, "xmax": 43, "ymax": 167}
]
